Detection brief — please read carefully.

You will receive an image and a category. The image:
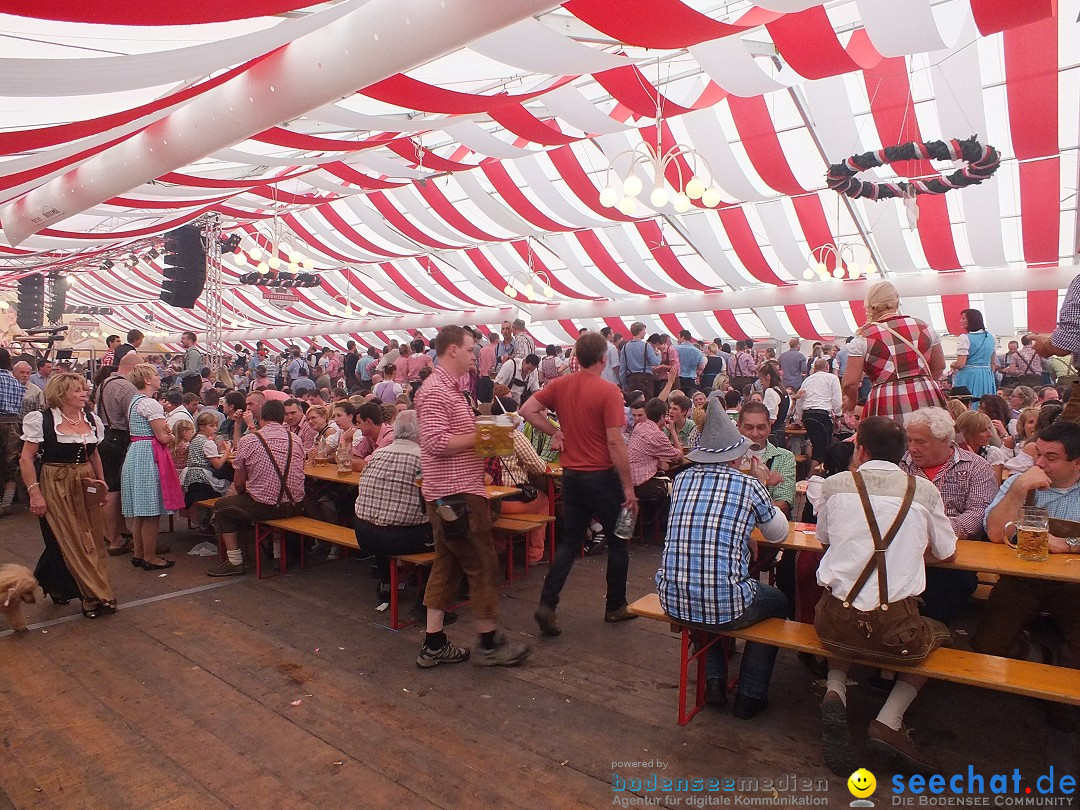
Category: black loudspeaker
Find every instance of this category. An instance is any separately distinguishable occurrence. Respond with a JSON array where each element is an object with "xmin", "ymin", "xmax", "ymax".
[
  {"xmin": 47, "ymin": 273, "xmax": 68, "ymax": 323},
  {"xmin": 17, "ymin": 274, "xmax": 45, "ymax": 328},
  {"xmin": 160, "ymin": 225, "xmax": 206, "ymax": 308}
]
